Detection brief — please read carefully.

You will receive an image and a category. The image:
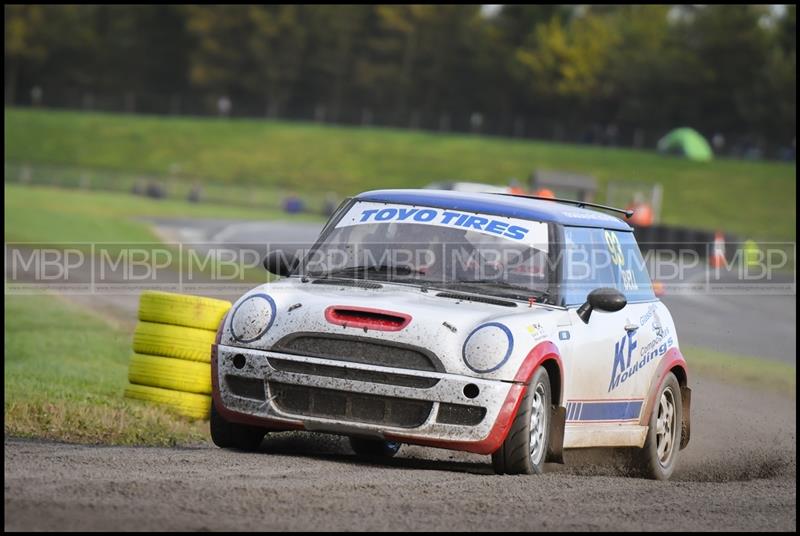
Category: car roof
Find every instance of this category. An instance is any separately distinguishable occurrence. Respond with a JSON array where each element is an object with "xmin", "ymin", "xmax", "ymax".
[{"xmin": 355, "ymin": 189, "xmax": 632, "ymax": 231}]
